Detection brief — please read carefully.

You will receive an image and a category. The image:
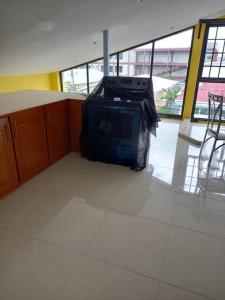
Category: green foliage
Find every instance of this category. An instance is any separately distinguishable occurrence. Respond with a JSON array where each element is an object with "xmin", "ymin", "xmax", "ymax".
[
  {"xmin": 158, "ymin": 106, "xmax": 171, "ymax": 114},
  {"xmin": 160, "ymin": 85, "xmax": 181, "ymax": 108}
]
